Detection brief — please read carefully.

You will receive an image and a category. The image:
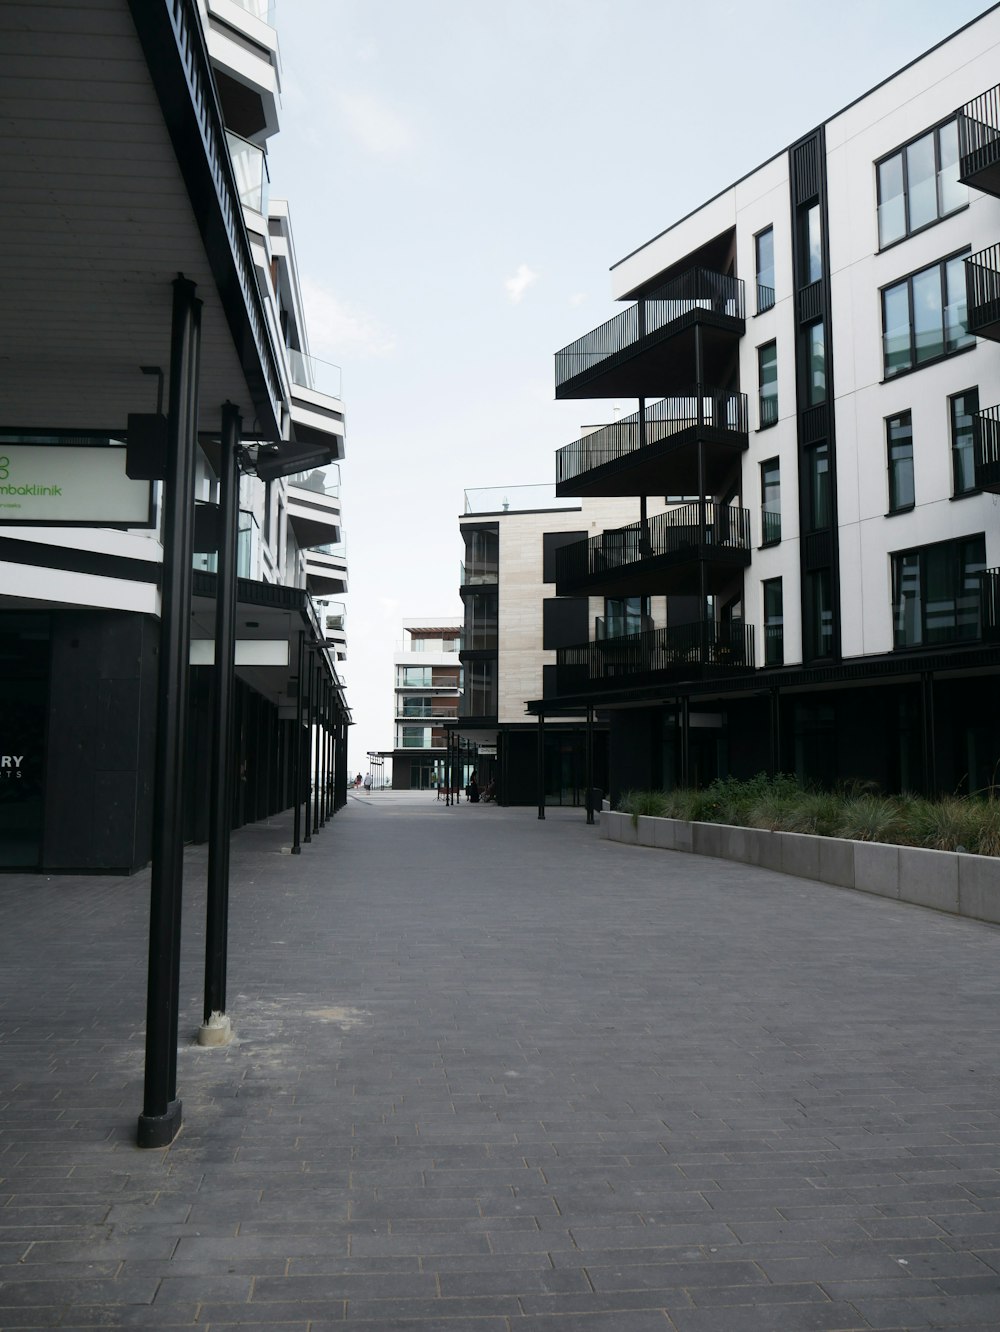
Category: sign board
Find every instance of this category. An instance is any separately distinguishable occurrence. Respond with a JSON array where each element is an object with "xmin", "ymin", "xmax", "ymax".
[{"xmin": 0, "ymin": 441, "xmax": 153, "ymax": 526}]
